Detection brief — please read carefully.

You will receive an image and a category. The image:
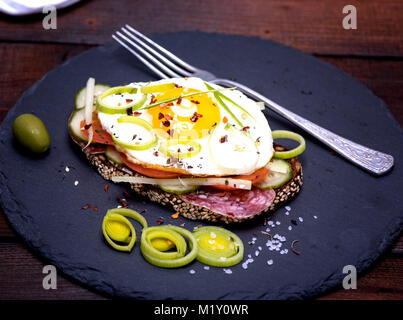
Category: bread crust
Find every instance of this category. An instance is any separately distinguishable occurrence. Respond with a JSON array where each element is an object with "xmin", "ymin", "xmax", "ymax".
[{"xmin": 81, "ymin": 142, "xmax": 303, "ymax": 224}]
